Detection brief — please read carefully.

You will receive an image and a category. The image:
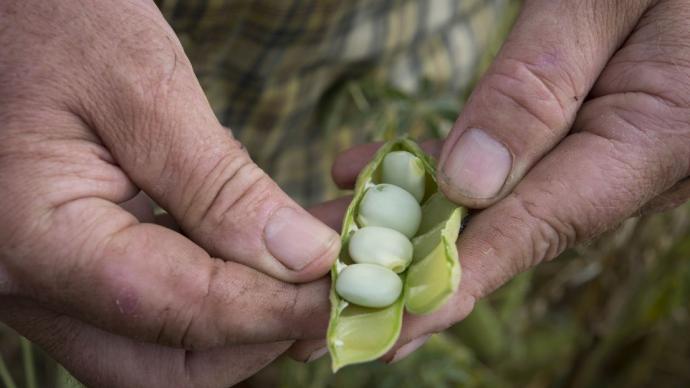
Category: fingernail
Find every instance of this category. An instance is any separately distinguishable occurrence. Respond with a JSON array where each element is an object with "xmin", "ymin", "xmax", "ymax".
[
  {"xmin": 442, "ymin": 129, "xmax": 511, "ymax": 199},
  {"xmin": 265, "ymin": 207, "xmax": 339, "ymax": 271},
  {"xmin": 390, "ymin": 334, "xmax": 431, "ymax": 364},
  {"xmin": 306, "ymin": 346, "xmax": 328, "ymax": 363}
]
